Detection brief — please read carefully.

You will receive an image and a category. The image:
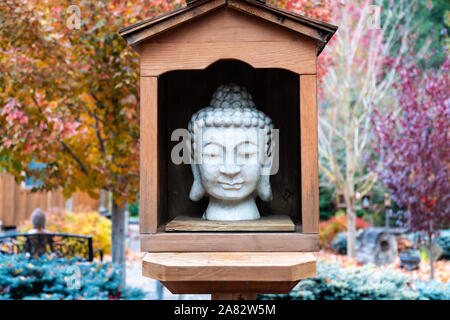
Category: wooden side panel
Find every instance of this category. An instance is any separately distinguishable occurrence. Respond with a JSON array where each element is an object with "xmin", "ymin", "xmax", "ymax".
[
  {"xmin": 139, "ymin": 8, "xmax": 317, "ymax": 76},
  {"xmin": 17, "ymin": 188, "xmax": 27, "ymax": 225},
  {"xmin": 300, "ymin": 74, "xmax": 319, "ymax": 233},
  {"xmin": 140, "ymin": 77, "xmax": 159, "ymax": 233},
  {"xmin": 72, "ymin": 192, "xmax": 100, "ymax": 212},
  {"xmin": 0, "ymin": 174, "xmax": 17, "ymax": 227}
]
